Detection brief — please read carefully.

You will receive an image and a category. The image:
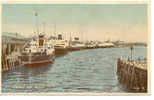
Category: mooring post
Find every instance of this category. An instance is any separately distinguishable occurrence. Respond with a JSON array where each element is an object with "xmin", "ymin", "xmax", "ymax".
[{"xmin": 130, "ymin": 45, "xmax": 134, "ymax": 61}]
